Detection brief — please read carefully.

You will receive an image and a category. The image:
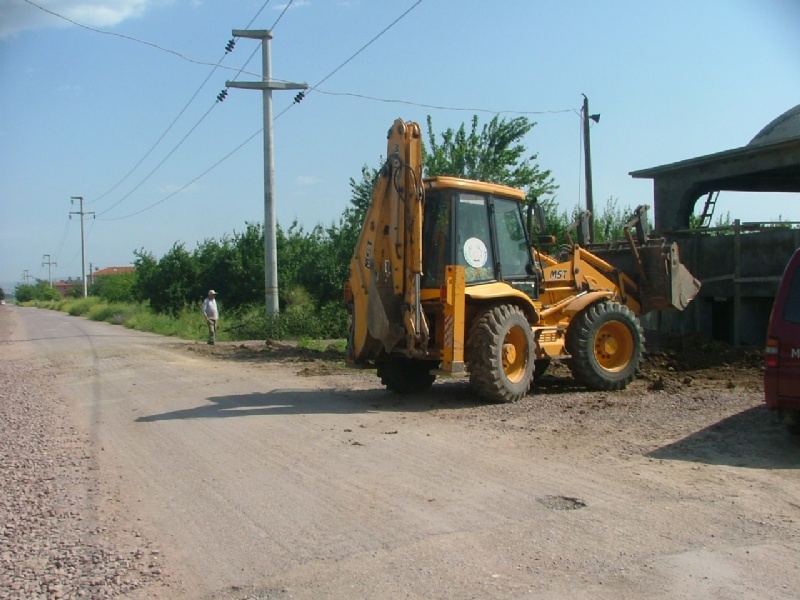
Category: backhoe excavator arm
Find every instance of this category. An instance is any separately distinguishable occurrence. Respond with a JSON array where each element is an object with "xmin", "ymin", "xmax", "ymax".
[{"xmin": 346, "ymin": 119, "xmax": 428, "ymax": 364}]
